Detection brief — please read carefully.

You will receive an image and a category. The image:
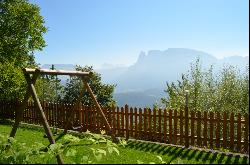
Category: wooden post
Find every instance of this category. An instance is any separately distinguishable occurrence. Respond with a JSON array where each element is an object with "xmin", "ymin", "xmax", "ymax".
[
  {"xmin": 10, "ymin": 71, "xmax": 39, "ymax": 138},
  {"xmin": 169, "ymin": 109, "xmax": 173, "ymax": 144},
  {"xmin": 173, "ymin": 110, "xmax": 177, "ymax": 144},
  {"xmin": 236, "ymin": 113, "xmax": 241, "ymax": 152},
  {"xmin": 27, "ymin": 73, "xmax": 64, "ymax": 164},
  {"xmin": 180, "ymin": 110, "xmax": 184, "ymax": 144},
  {"xmin": 139, "ymin": 108, "xmax": 142, "ymax": 139},
  {"xmin": 163, "ymin": 109, "xmax": 167, "ymax": 143},
  {"xmin": 125, "ymin": 105, "xmax": 129, "ymax": 140},
  {"xmin": 134, "ymin": 108, "xmax": 138, "ymax": 139},
  {"xmin": 197, "ymin": 111, "xmax": 201, "ymax": 146},
  {"xmin": 190, "ymin": 111, "xmax": 195, "ymax": 145},
  {"xmin": 203, "ymin": 111, "xmax": 208, "ymax": 147},
  {"xmin": 184, "ymin": 90, "xmax": 189, "ymax": 148},
  {"xmin": 243, "ymin": 114, "xmax": 249, "ymax": 153},
  {"xmin": 229, "ymin": 113, "xmax": 235, "ymax": 150},
  {"xmin": 215, "ymin": 112, "xmax": 220, "ymax": 149},
  {"xmin": 83, "ymin": 79, "xmax": 118, "ymax": 142}
]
